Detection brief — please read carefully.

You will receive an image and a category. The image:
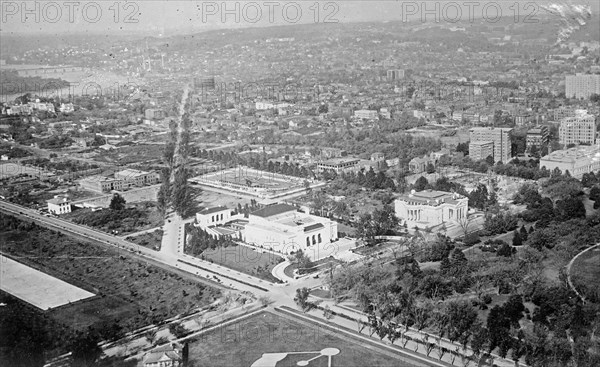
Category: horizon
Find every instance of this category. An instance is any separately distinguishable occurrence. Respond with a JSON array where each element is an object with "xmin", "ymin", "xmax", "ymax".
[{"xmin": 1, "ymin": 0, "xmax": 598, "ymax": 37}]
